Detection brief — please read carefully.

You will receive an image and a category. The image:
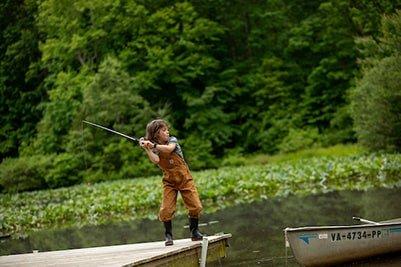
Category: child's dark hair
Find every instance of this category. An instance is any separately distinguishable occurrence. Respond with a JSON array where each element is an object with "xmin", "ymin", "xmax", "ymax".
[{"xmin": 146, "ymin": 119, "xmax": 169, "ymax": 143}]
